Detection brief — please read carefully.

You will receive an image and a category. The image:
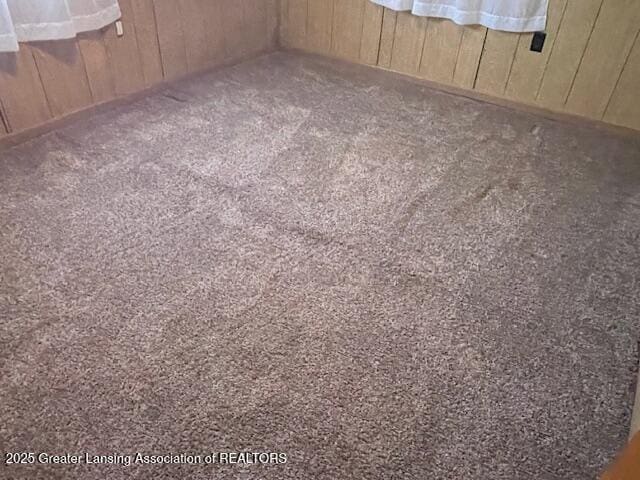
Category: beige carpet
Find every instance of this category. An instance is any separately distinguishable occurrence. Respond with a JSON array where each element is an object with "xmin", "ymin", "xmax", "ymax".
[{"xmin": 1, "ymin": 52, "xmax": 639, "ymax": 480}]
